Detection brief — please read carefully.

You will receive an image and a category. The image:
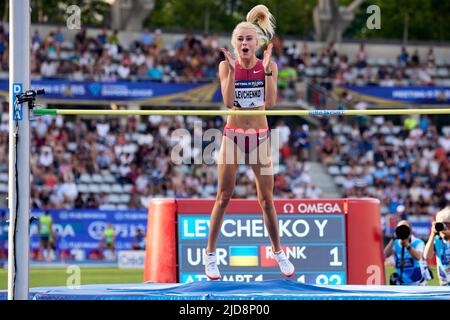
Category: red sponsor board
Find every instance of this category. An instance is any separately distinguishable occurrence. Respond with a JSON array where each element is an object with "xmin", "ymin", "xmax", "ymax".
[{"xmin": 144, "ymin": 198, "xmax": 384, "ymax": 285}]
